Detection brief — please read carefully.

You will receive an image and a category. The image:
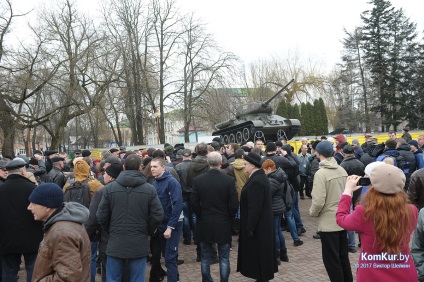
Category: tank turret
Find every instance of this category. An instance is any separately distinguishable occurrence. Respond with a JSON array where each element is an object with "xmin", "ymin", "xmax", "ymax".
[{"xmin": 213, "ymin": 79, "xmax": 301, "ymax": 144}]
